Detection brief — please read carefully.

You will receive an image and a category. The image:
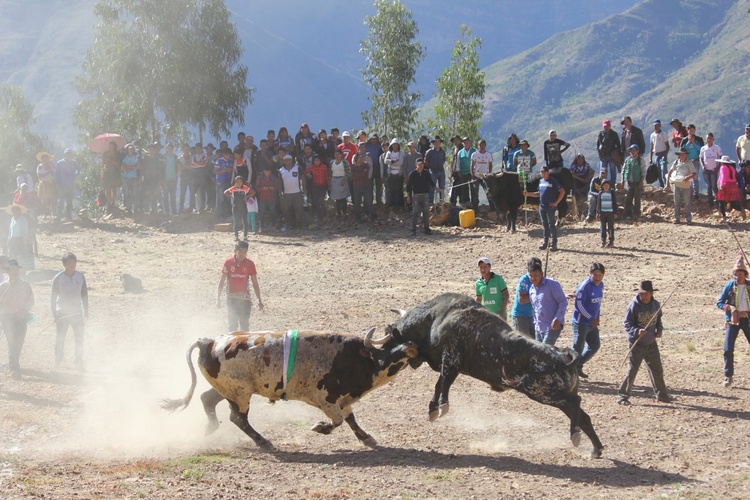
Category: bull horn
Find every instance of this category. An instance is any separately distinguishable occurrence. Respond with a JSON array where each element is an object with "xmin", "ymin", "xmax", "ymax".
[
  {"xmin": 390, "ymin": 308, "xmax": 407, "ymax": 317},
  {"xmin": 364, "ymin": 327, "xmax": 392, "ymax": 348}
]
